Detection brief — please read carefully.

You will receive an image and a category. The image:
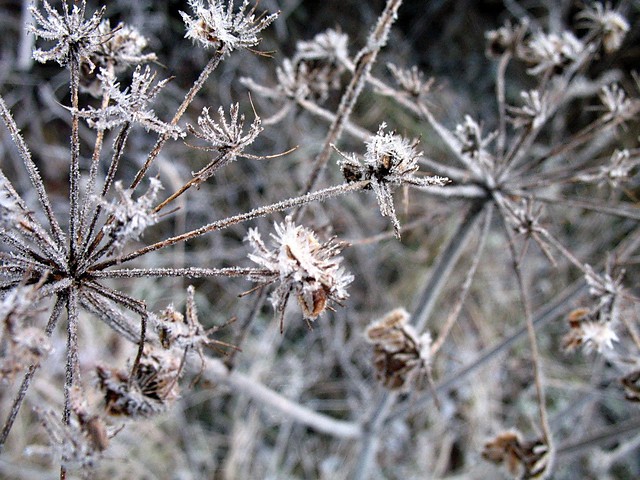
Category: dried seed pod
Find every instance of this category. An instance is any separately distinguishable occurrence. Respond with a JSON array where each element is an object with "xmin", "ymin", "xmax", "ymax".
[
  {"xmin": 96, "ymin": 347, "xmax": 181, "ymax": 418},
  {"xmin": 621, "ymin": 370, "xmax": 640, "ymax": 402},
  {"xmin": 365, "ymin": 308, "xmax": 432, "ymax": 391},
  {"xmin": 482, "ymin": 430, "xmax": 550, "ymax": 479}
]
